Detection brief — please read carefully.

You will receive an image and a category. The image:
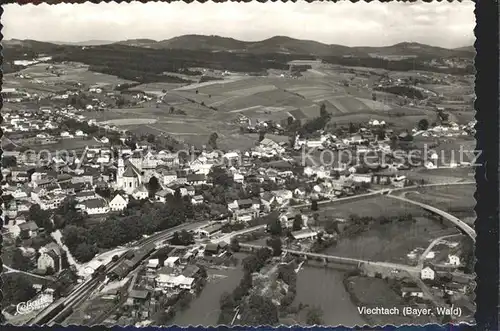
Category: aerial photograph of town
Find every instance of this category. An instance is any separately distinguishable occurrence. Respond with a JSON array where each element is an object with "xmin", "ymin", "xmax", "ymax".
[{"xmin": 2, "ymin": 1, "xmax": 476, "ymax": 327}]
